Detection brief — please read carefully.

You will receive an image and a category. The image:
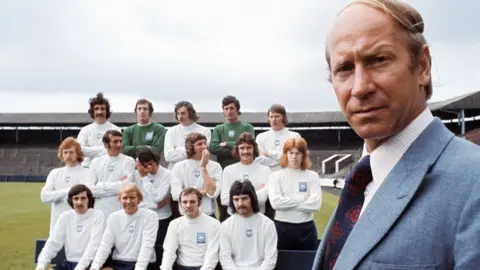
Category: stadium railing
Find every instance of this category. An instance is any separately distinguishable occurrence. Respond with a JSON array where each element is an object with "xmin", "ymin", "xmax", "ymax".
[
  {"xmin": 34, "ymin": 239, "xmax": 318, "ymax": 270},
  {"xmin": 0, "ymin": 174, "xmax": 46, "ymax": 182}
]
